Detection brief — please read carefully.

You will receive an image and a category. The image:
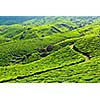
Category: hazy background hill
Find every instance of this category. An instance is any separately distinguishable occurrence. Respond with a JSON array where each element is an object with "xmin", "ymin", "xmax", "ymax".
[
  {"xmin": 0, "ymin": 16, "xmax": 34, "ymax": 25},
  {"xmin": 0, "ymin": 16, "xmax": 99, "ymax": 26}
]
